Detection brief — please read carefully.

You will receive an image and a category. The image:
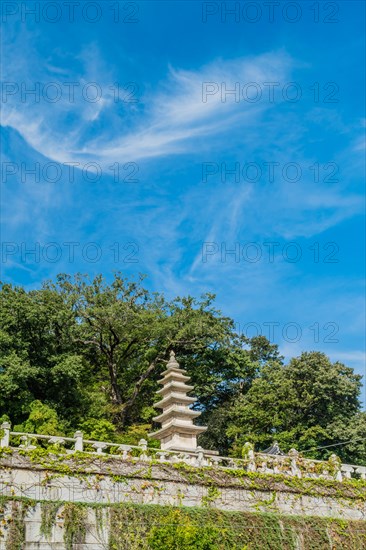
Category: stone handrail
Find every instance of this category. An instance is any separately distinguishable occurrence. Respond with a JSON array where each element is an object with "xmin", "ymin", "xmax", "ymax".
[{"xmin": 1, "ymin": 422, "xmax": 365, "ymax": 482}]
